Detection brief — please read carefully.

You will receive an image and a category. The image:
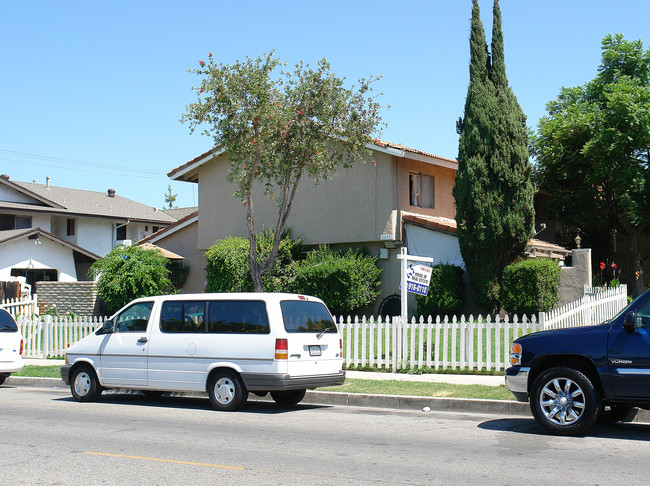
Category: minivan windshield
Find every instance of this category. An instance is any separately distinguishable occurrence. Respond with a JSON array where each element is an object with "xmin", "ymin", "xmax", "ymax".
[{"xmin": 280, "ymin": 300, "xmax": 336, "ymax": 333}]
